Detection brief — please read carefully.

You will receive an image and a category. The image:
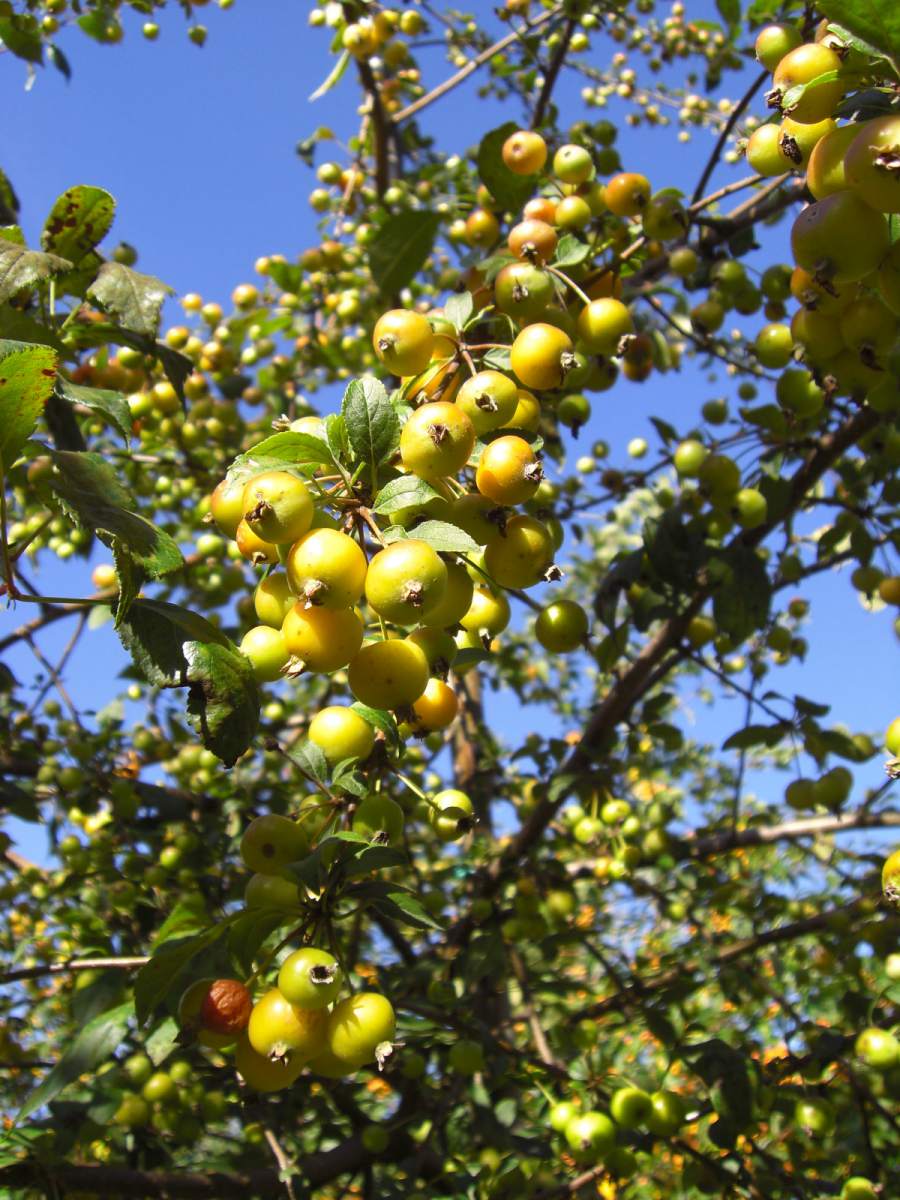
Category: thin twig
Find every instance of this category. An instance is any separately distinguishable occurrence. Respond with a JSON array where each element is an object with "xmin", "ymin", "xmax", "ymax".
[
  {"xmin": 691, "ymin": 68, "xmax": 769, "ymax": 203},
  {"xmin": 0, "ymin": 955, "xmax": 149, "ymax": 985},
  {"xmin": 393, "ymin": 7, "xmax": 560, "ymax": 124},
  {"xmin": 531, "ymin": 14, "xmax": 577, "ymax": 129}
]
